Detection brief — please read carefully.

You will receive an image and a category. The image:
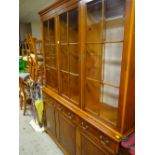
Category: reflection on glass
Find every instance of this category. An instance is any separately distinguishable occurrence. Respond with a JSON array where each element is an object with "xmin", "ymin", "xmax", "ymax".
[
  {"xmin": 70, "ymin": 75, "xmax": 79, "ymax": 103},
  {"xmin": 102, "ymin": 43, "xmax": 123, "ymax": 86},
  {"xmin": 85, "ymin": 79, "xmax": 100, "ymax": 114},
  {"xmin": 102, "ymin": 85, "xmax": 119, "ymax": 107},
  {"xmin": 60, "ymin": 45, "xmax": 69, "ymax": 71},
  {"xmin": 45, "ymin": 57, "xmax": 56, "ymax": 68},
  {"xmin": 45, "ymin": 45, "xmax": 56, "ymax": 57},
  {"xmin": 86, "ymin": 0, "xmax": 102, "ymax": 42},
  {"xmin": 69, "ymin": 44, "xmax": 79, "ymax": 74},
  {"xmin": 49, "ymin": 18, "xmax": 55, "ymax": 44},
  {"xmin": 68, "ymin": 8, "xmax": 78, "ymax": 43},
  {"xmin": 46, "ymin": 68, "xmax": 57, "ymax": 90},
  {"xmin": 86, "ymin": 44, "xmax": 102, "ymax": 80},
  {"xmin": 104, "ymin": 0, "xmax": 125, "ymax": 41},
  {"xmin": 104, "ymin": 0, "xmax": 125, "ymax": 19},
  {"xmin": 43, "ymin": 20, "xmax": 49, "ymax": 43},
  {"xmin": 61, "ymin": 72, "xmax": 69, "ymax": 97},
  {"xmin": 100, "ymin": 85, "xmax": 119, "ymax": 124},
  {"xmin": 59, "ymin": 13, "xmax": 67, "ymax": 43}
]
